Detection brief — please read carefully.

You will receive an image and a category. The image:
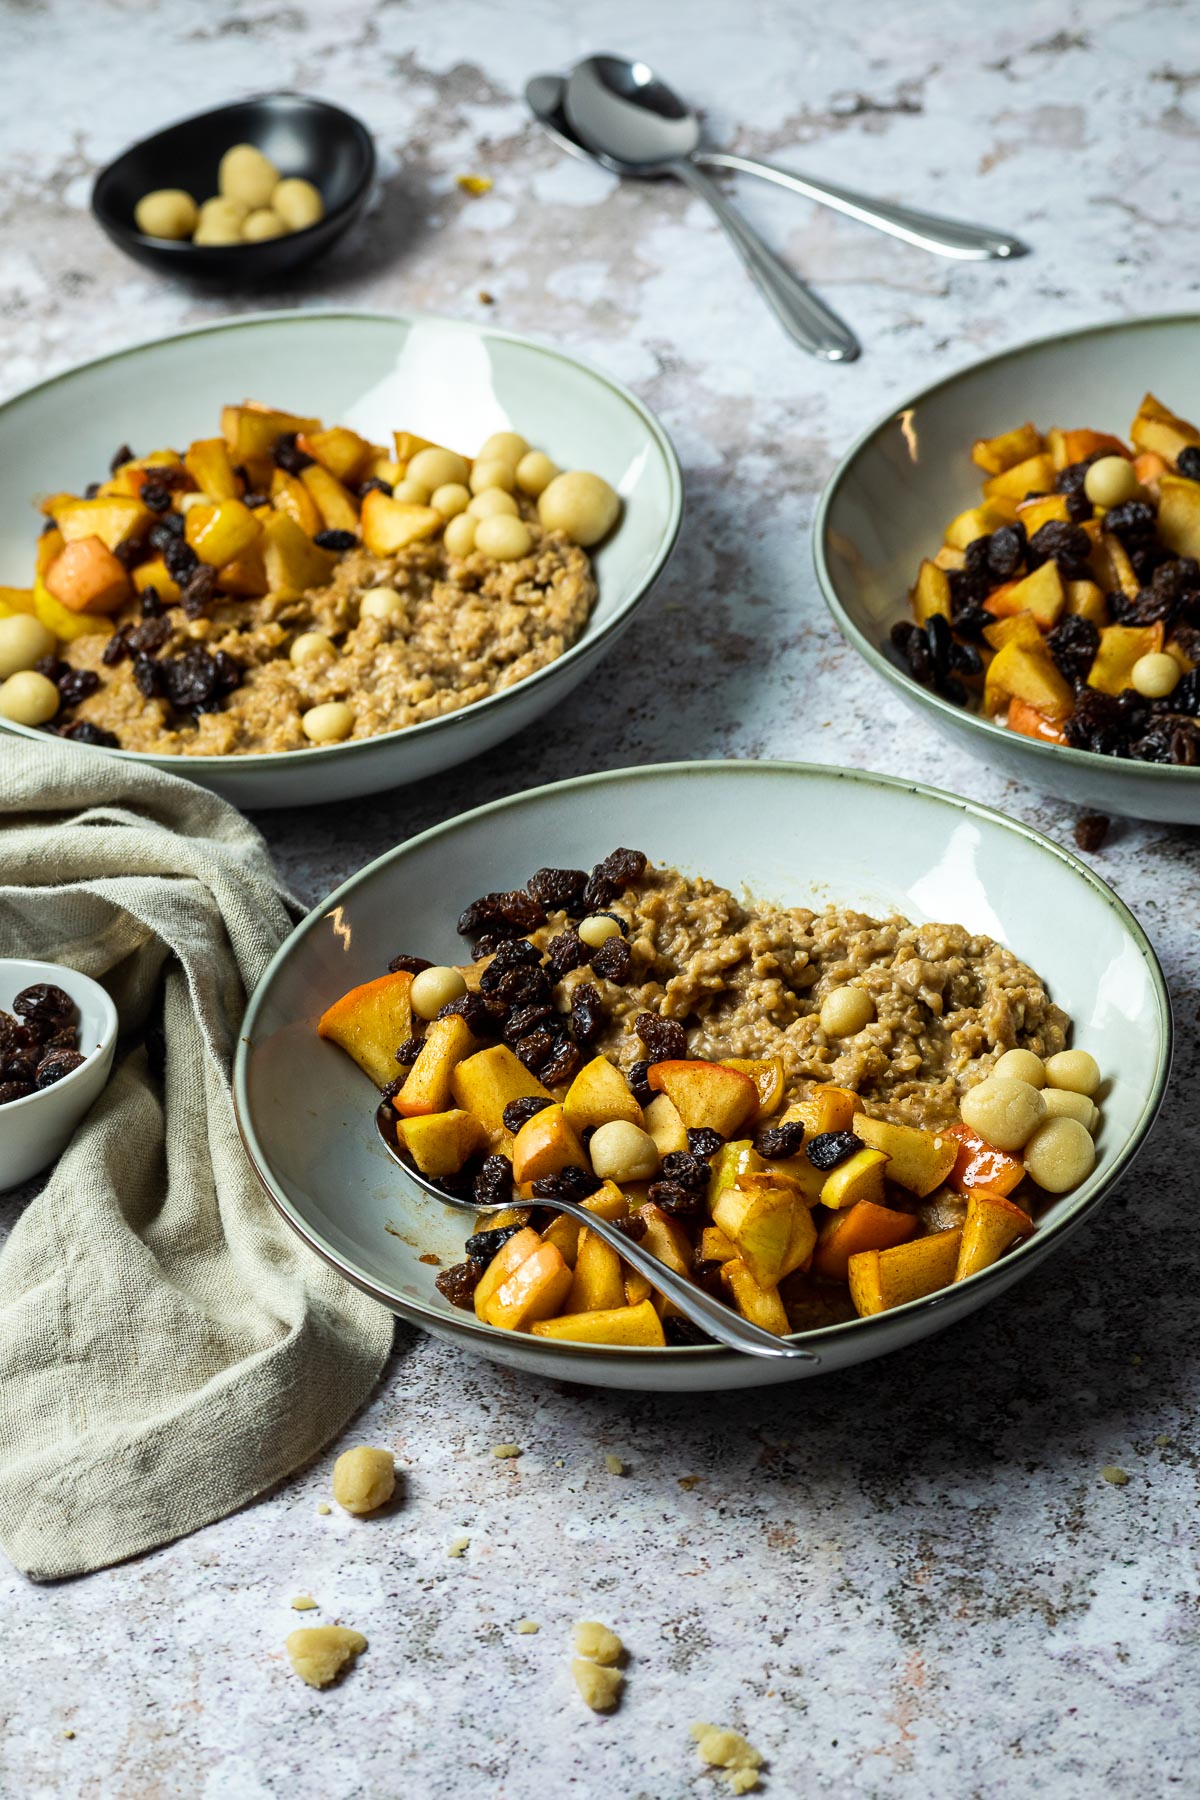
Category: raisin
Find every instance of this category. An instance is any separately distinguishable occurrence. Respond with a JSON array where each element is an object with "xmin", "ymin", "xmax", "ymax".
[
  {"xmin": 527, "ymin": 866, "xmax": 589, "ymax": 913},
  {"xmin": 926, "ymin": 612, "xmax": 953, "ymax": 680},
  {"xmin": 0, "ymin": 1012, "xmax": 36, "ymax": 1056},
  {"xmin": 503, "ymin": 1003, "xmax": 554, "ymax": 1046},
  {"xmin": 494, "ymin": 963, "xmax": 552, "ymax": 1009},
  {"xmin": 473, "ymin": 1154, "xmax": 514, "ymax": 1207},
  {"xmin": 388, "ymin": 953, "xmax": 432, "ymax": 975},
  {"xmin": 13, "ymin": 983, "xmax": 74, "ymax": 1026},
  {"xmin": 133, "ymin": 655, "xmax": 163, "ymax": 699},
  {"xmin": 161, "ymin": 644, "xmax": 240, "ymax": 712},
  {"xmin": 272, "ymin": 432, "xmax": 314, "ymax": 474},
  {"xmin": 594, "ymin": 847, "xmax": 646, "ymax": 889},
  {"xmin": 240, "ymin": 492, "xmax": 268, "ymax": 511},
  {"xmin": 546, "ymin": 930, "xmax": 587, "ymax": 978},
  {"xmin": 539, "ymin": 1038, "xmax": 582, "ymax": 1088},
  {"xmin": 627, "ymin": 1059, "xmax": 653, "ymax": 1107},
  {"xmin": 753, "ymin": 1121, "xmax": 806, "ymax": 1160},
  {"xmin": 56, "ymin": 668, "xmax": 100, "ymax": 708},
  {"xmin": 647, "ymin": 1179, "xmax": 703, "ymax": 1217},
  {"xmin": 1104, "ymin": 499, "xmax": 1156, "ymax": 542},
  {"xmin": 130, "ymin": 617, "xmax": 171, "ymax": 657},
  {"xmin": 84, "ymin": 482, "xmax": 101, "ymax": 499},
  {"xmin": 436, "ymin": 992, "xmax": 498, "ymax": 1036},
  {"xmin": 464, "ymin": 1224, "xmax": 526, "ymax": 1262},
  {"xmin": 949, "ymin": 639, "xmax": 983, "ymax": 677},
  {"xmin": 140, "ymin": 586, "xmax": 164, "ymax": 618},
  {"xmin": 1176, "ymin": 446, "xmax": 1200, "ymax": 482},
  {"xmin": 1063, "ymin": 688, "xmax": 1134, "ymax": 757},
  {"xmin": 1046, "ymin": 614, "xmax": 1099, "ymax": 688},
  {"xmin": 890, "ymin": 619, "xmax": 917, "ymax": 655},
  {"xmin": 987, "ymin": 523, "xmax": 1026, "ymax": 580},
  {"xmin": 478, "ymin": 938, "xmax": 542, "ymax": 989},
  {"xmin": 1129, "ymin": 718, "xmax": 1200, "ymax": 765},
  {"xmin": 949, "ymin": 594, "xmax": 992, "ymax": 640},
  {"xmin": 395, "ymin": 1037, "xmax": 423, "ymax": 1065},
  {"xmin": 1074, "ymin": 813, "xmax": 1110, "ymax": 852},
  {"xmin": 904, "ymin": 626, "xmax": 934, "ymax": 685},
  {"xmin": 34, "ymin": 655, "xmax": 67, "ymax": 683},
  {"xmin": 148, "ymin": 513, "xmax": 185, "ymax": 552},
  {"xmin": 515, "ymin": 1026, "xmax": 560, "ymax": 1071},
  {"xmin": 569, "ymin": 982, "xmax": 605, "ymax": 1044},
  {"xmin": 61, "ymin": 721, "xmax": 119, "ymax": 748},
  {"xmin": 935, "ymin": 672, "xmax": 968, "ymax": 706},
  {"xmin": 636, "ymin": 1012, "xmax": 686, "ymax": 1064},
  {"xmin": 612, "ymin": 1213, "xmax": 648, "ymax": 1242},
  {"xmin": 358, "ymin": 476, "xmax": 394, "ymax": 499},
  {"xmin": 660, "ymin": 1151, "xmax": 710, "ymax": 1192},
  {"xmin": 458, "ymin": 890, "xmax": 547, "ymax": 940},
  {"xmin": 436, "ymin": 1260, "xmax": 484, "ymax": 1309},
  {"xmin": 1054, "ymin": 457, "xmax": 1098, "ymax": 498},
  {"xmin": 805, "ymin": 1130, "xmax": 862, "ymax": 1171},
  {"xmin": 1165, "ymin": 668, "xmax": 1200, "ymax": 716},
  {"xmin": 1027, "ymin": 521, "xmax": 1092, "ymax": 578},
  {"xmin": 686, "ymin": 1127, "xmax": 723, "ymax": 1159},
  {"xmin": 35, "ymin": 1046, "xmax": 85, "ymax": 1087},
  {"xmin": 112, "ymin": 539, "xmax": 147, "ymax": 571},
  {"xmin": 963, "ymin": 536, "xmax": 993, "ymax": 583},
  {"xmin": 663, "ymin": 1317, "xmax": 716, "ymax": 1347},
  {"xmin": 109, "ymin": 443, "xmax": 134, "ymax": 473},
  {"xmin": 163, "ymin": 535, "xmax": 199, "ymax": 582},
  {"xmin": 592, "ymin": 934, "xmax": 632, "ymax": 983},
  {"xmin": 0, "ymin": 1080, "xmax": 34, "ymax": 1105},
  {"xmin": 314, "ymin": 528, "xmax": 358, "ymax": 552},
  {"xmin": 179, "ymin": 563, "xmax": 219, "ymax": 620},
  {"xmin": 1065, "ymin": 490, "xmax": 1093, "ymax": 524},
  {"xmin": 140, "ymin": 482, "xmax": 172, "ymax": 513},
  {"xmin": 531, "ymin": 1166, "xmax": 593, "ymax": 1202},
  {"xmin": 502, "ymin": 1096, "xmax": 554, "ymax": 1134}
]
